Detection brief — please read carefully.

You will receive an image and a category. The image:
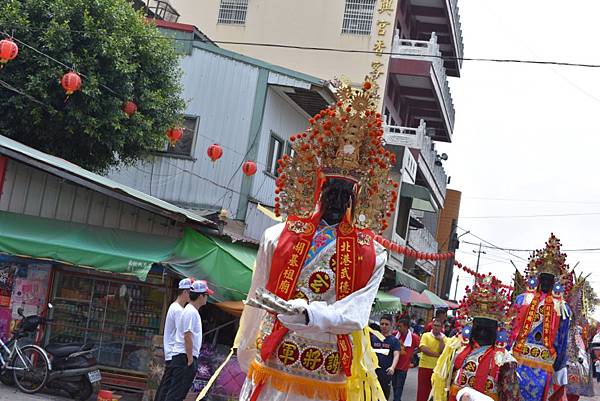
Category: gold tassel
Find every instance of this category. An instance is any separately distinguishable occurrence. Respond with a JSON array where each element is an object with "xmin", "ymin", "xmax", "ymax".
[{"xmin": 248, "ymin": 361, "xmax": 348, "ymax": 400}]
